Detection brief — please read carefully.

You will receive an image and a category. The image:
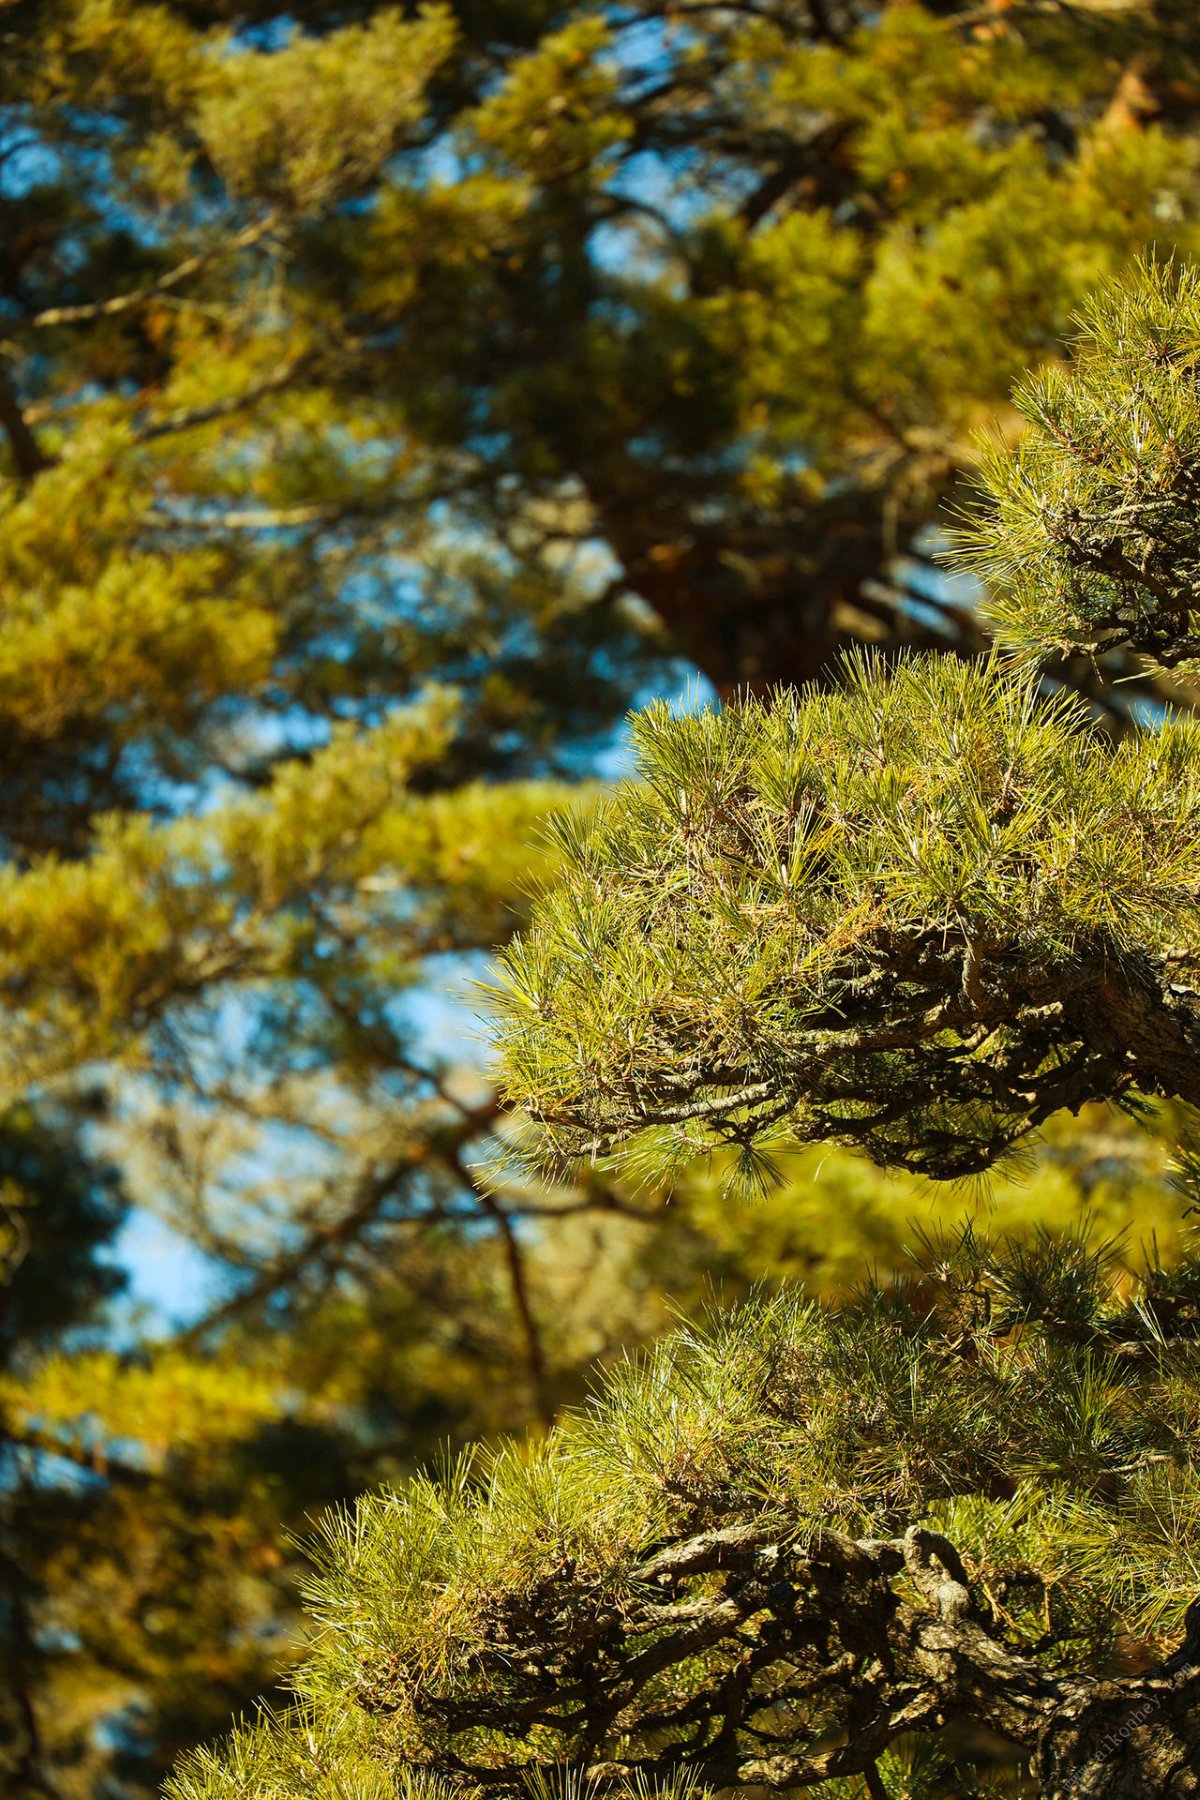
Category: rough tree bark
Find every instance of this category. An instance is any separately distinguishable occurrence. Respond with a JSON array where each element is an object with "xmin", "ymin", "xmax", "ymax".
[{"xmin": 386, "ymin": 1520, "xmax": 1200, "ymax": 1798}]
